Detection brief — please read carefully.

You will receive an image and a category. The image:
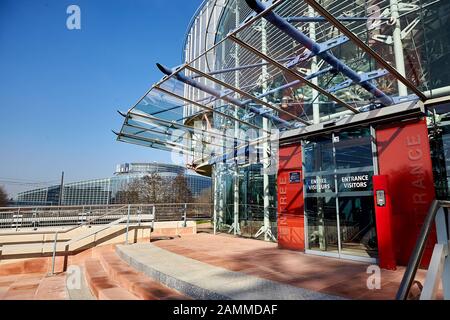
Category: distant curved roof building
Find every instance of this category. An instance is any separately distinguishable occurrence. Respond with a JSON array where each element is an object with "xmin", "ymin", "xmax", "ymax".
[
  {"xmin": 15, "ymin": 163, "xmax": 211, "ymax": 206},
  {"xmin": 114, "ymin": 162, "xmax": 186, "ymax": 176}
]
